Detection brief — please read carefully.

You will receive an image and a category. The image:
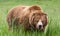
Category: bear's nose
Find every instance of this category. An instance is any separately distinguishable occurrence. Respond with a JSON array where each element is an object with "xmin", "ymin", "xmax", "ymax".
[{"xmin": 39, "ymin": 25, "xmax": 42, "ymax": 29}]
